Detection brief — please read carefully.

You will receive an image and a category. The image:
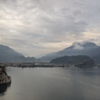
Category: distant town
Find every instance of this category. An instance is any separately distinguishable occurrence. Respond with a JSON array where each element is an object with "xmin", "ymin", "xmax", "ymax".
[
  {"xmin": 0, "ymin": 62, "xmax": 100, "ymax": 68},
  {"xmin": 0, "ymin": 62, "xmax": 71, "ymax": 68}
]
